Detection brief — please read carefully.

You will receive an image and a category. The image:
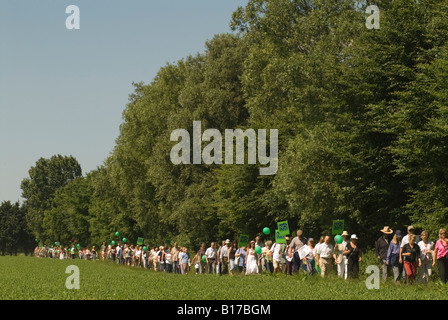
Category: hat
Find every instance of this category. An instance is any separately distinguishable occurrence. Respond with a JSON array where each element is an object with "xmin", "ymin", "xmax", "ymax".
[
  {"xmin": 285, "ymin": 236, "xmax": 290, "ymax": 241},
  {"xmin": 395, "ymin": 230, "xmax": 403, "ymax": 237},
  {"xmin": 308, "ymin": 238, "xmax": 315, "ymax": 242},
  {"xmin": 407, "ymin": 225, "xmax": 415, "ymax": 231},
  {"xmin": 380, "ymin": 226, "xmax": 393, "ymax": 234},
  {"xmin": 341, "ymin": 231, "xmax": 349, "ymax": 236},
  {"xmin": 225, "ymin": 239, "xmax": 230, "ymax": 244},
  {"xmin": 351, "ymin": 234, "xmax": 358, "ymax": 240}
]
